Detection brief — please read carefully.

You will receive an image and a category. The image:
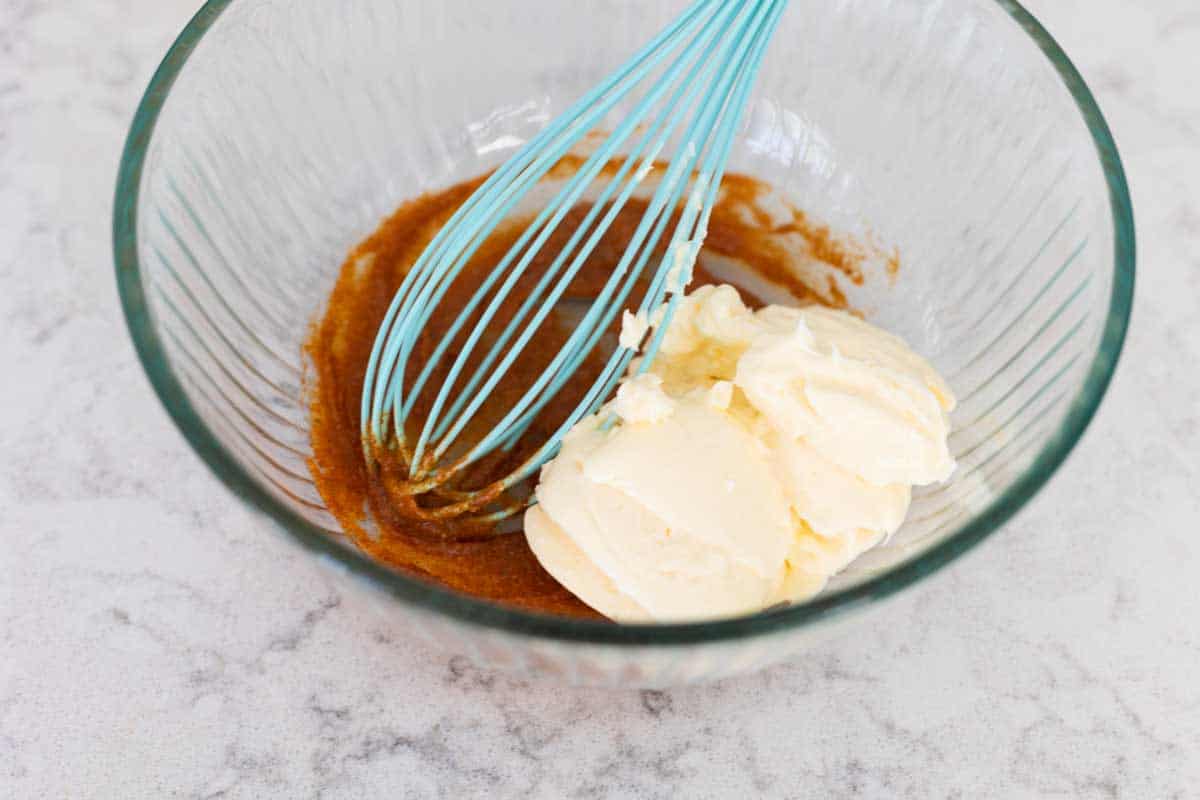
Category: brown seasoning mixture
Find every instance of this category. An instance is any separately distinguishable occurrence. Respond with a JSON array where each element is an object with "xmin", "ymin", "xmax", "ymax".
[{"xmin": 305, "ymin": 165, "xmax": 881, "ymax": 618}]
